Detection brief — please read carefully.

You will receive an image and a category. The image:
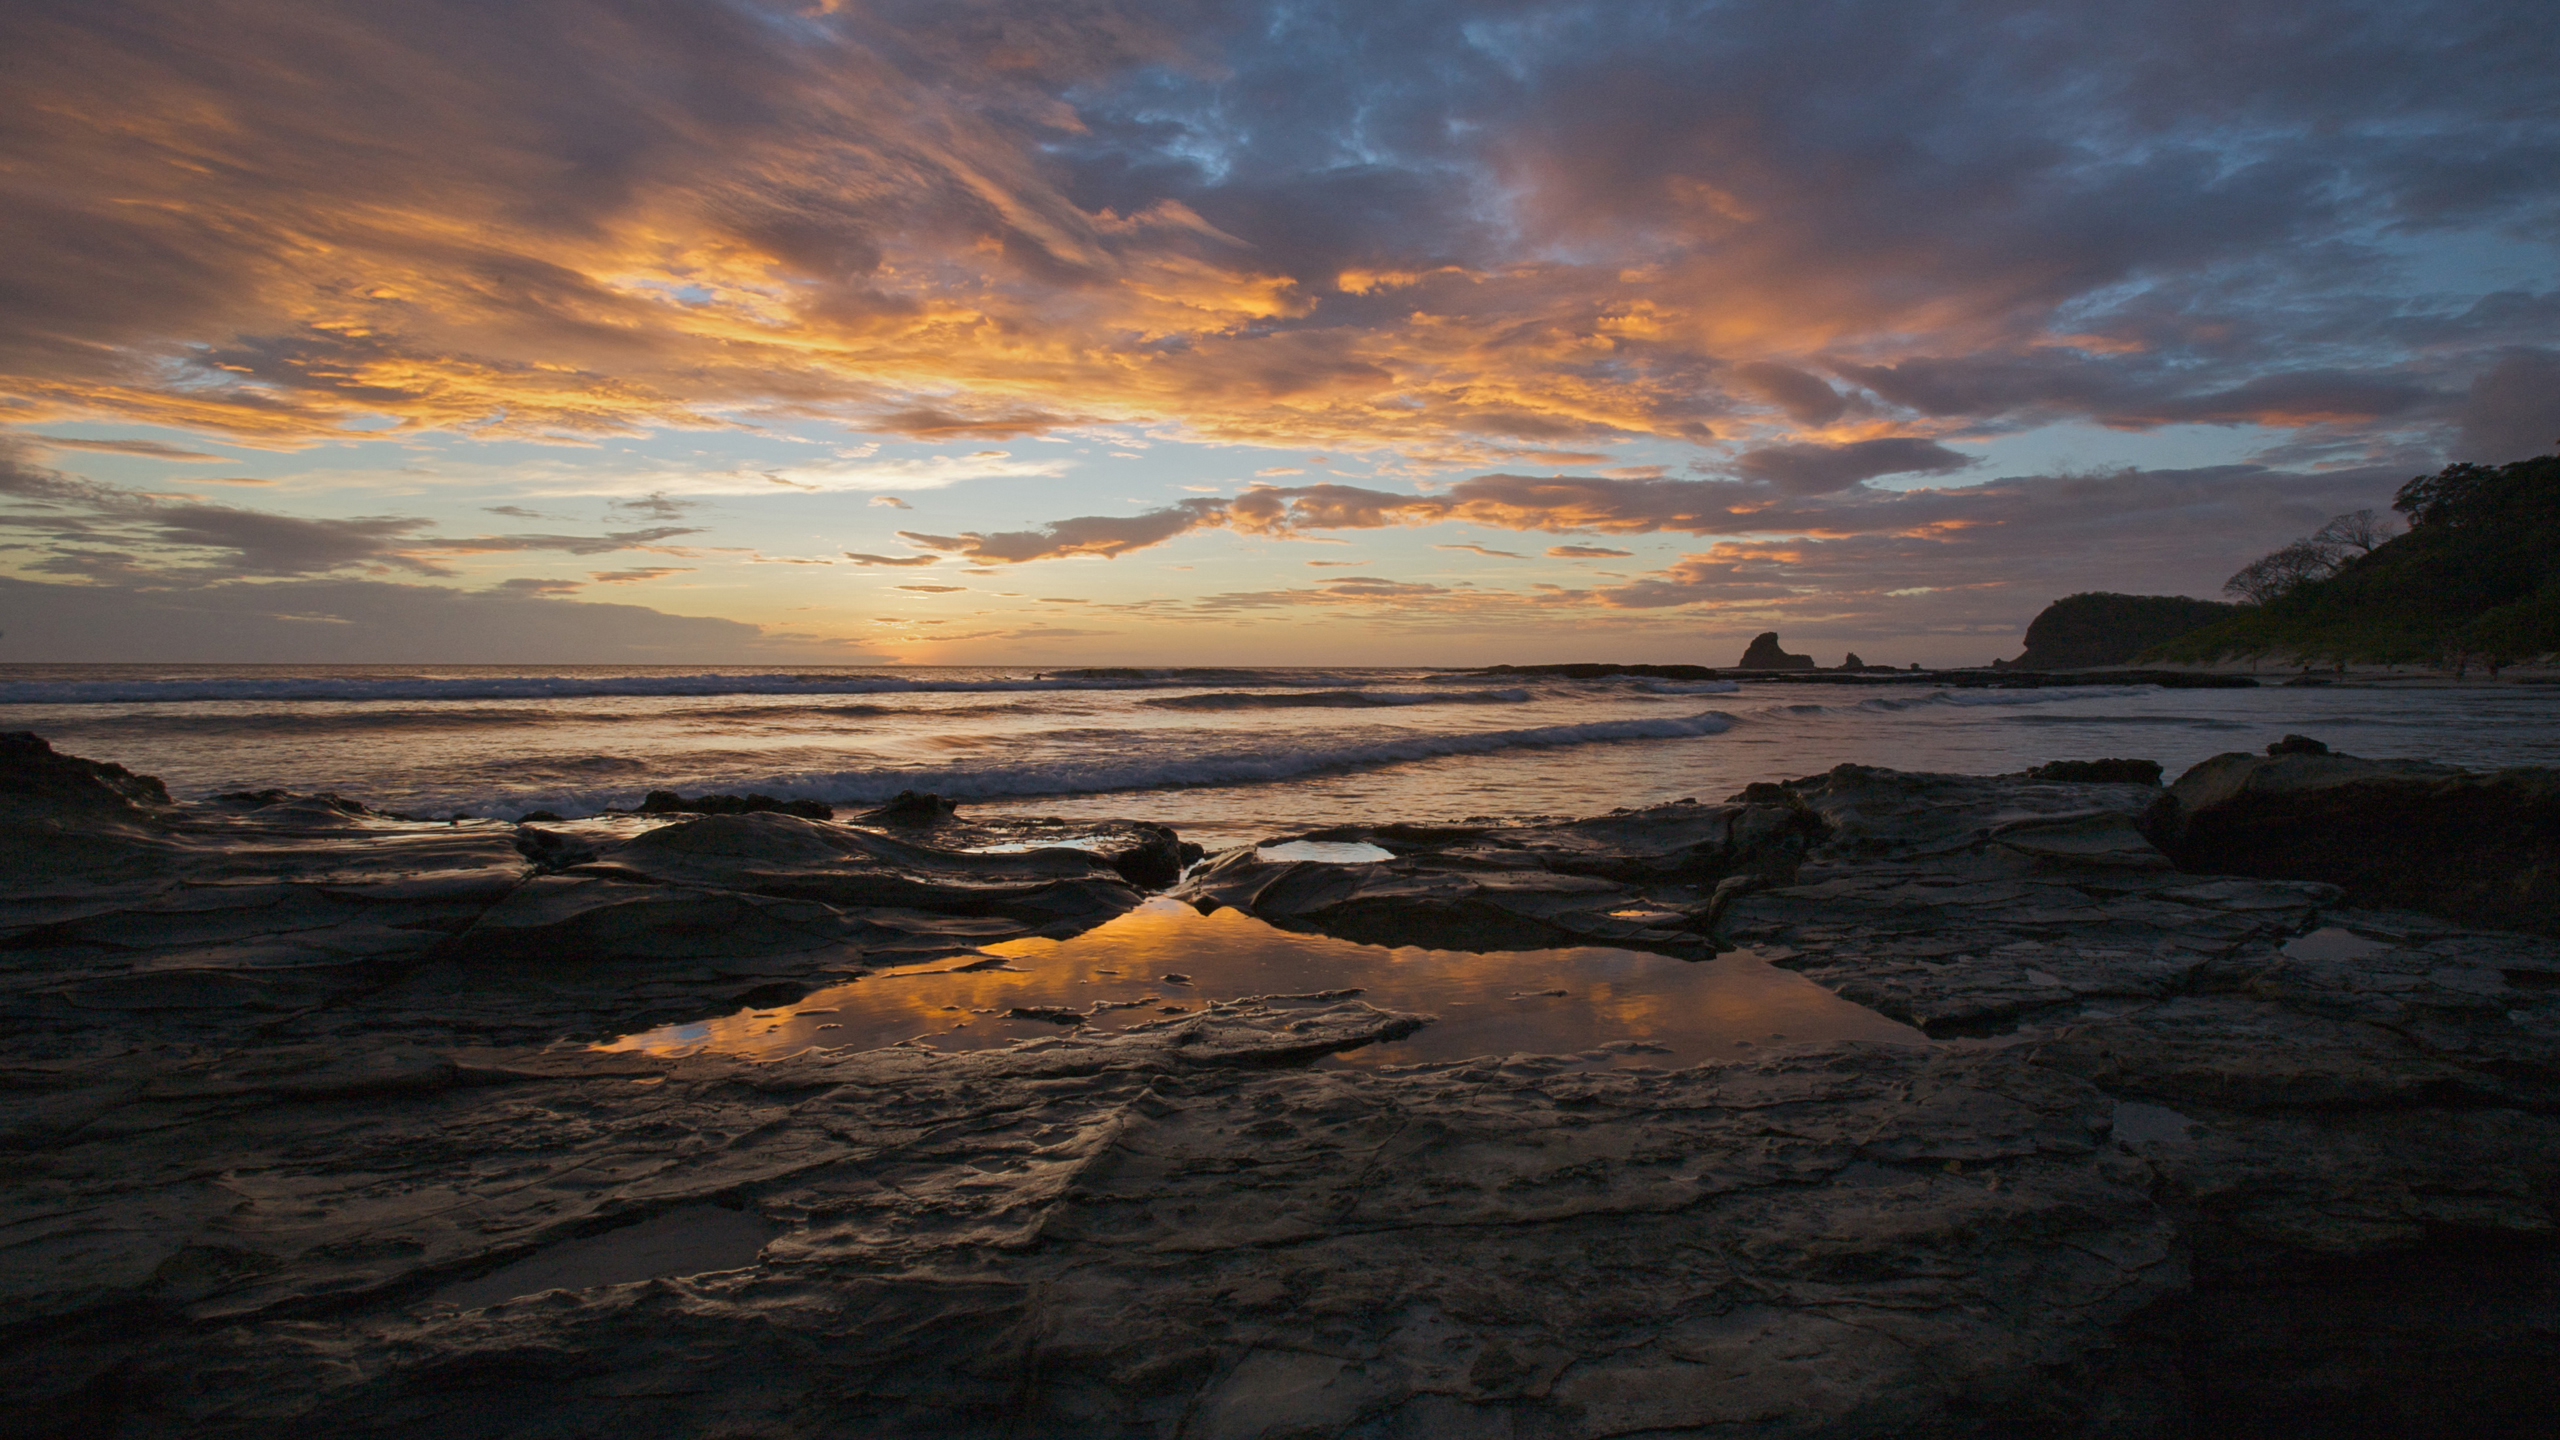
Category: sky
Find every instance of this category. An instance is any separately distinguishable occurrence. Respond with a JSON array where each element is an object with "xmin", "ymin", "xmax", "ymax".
[{"xmin": 2, "ymin": 0, "xmax": 2556, "ymax": 667}]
